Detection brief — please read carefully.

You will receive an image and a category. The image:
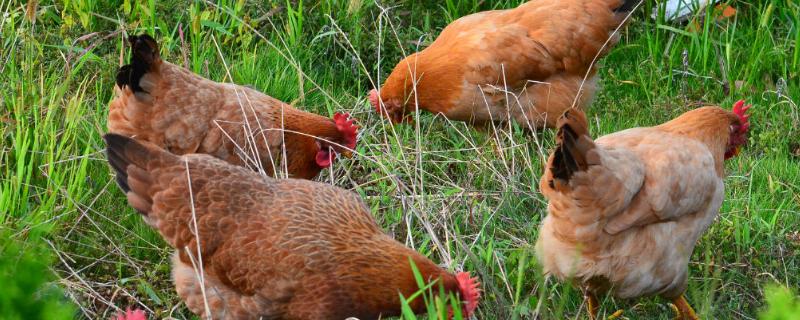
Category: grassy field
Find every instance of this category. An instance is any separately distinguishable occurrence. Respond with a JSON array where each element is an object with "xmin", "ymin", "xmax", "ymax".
[{"xmin": 1, "ymin": 0, "xmax": 799, "ymax": 319}]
